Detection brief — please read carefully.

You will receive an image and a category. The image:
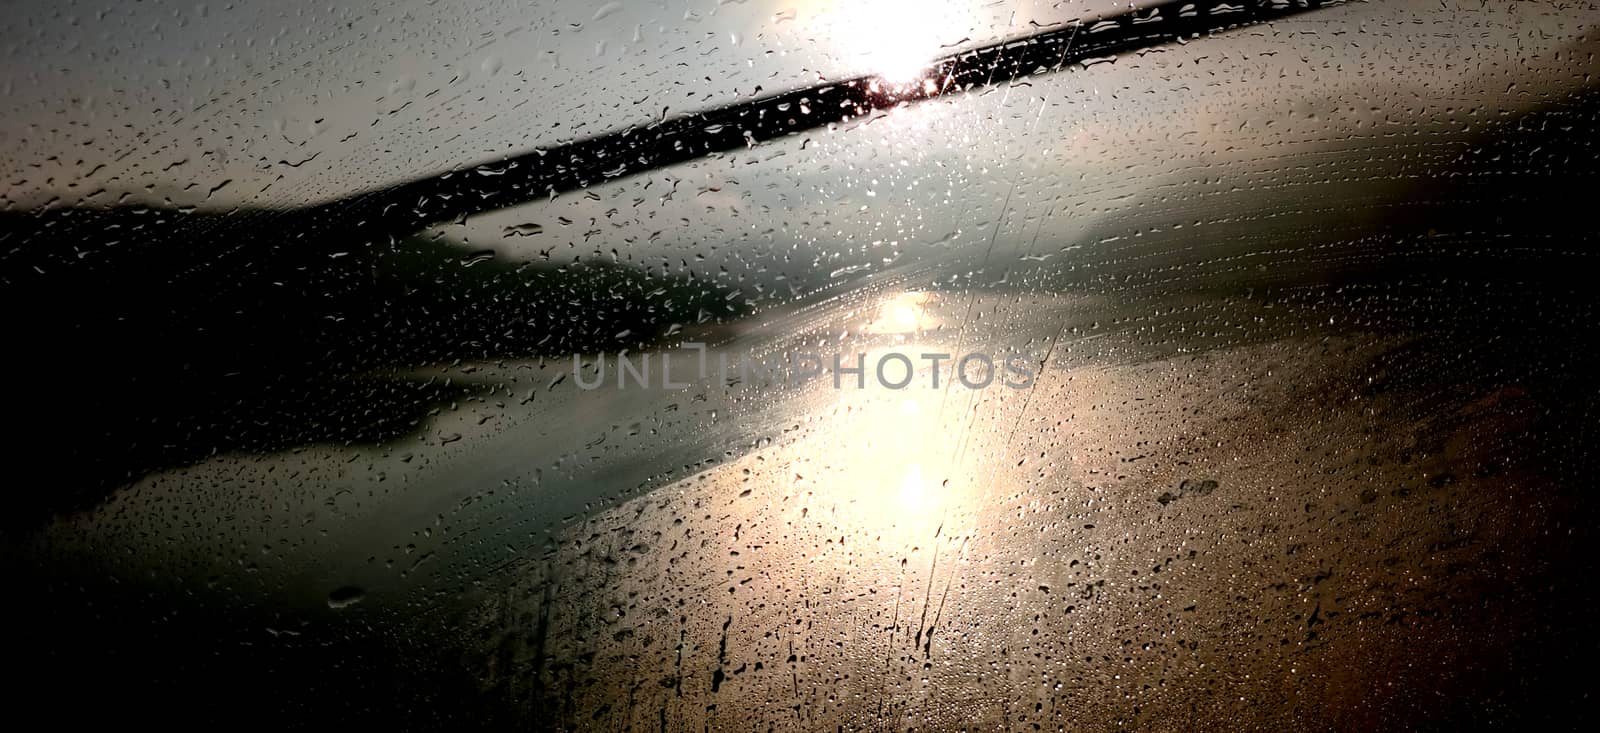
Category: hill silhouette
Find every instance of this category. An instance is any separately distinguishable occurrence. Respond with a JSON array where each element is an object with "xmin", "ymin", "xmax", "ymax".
[{"xmin": 0, "ymin": 203, "xmax": 747, "ymax": 524}]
